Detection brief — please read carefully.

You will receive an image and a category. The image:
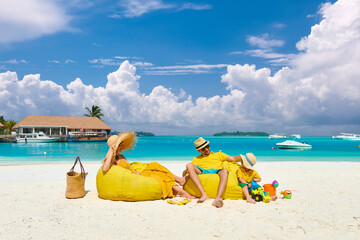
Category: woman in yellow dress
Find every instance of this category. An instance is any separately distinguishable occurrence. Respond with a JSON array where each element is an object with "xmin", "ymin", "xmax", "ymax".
[{"xmin": 102, "ymin": 131, "xmax": 195, "ymax": 199}]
